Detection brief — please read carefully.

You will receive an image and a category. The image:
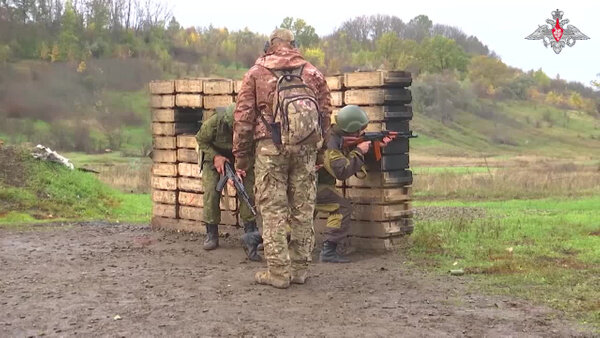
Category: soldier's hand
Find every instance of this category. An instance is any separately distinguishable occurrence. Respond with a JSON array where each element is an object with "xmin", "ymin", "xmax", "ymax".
[
  {"xmin": 357, "ymin": 141, "xmax": 371, "ymax": 154},
  {"xmin": 236, "ymin": 169, "xmax": 246, "ymax": 180},
  {"xmin": 214, "ymin": 155, "xmax": 229, "ymax": 175},
  {"xmin": 380, "ymin": 136, "xmax": 393, "ymax": 147}
]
